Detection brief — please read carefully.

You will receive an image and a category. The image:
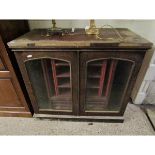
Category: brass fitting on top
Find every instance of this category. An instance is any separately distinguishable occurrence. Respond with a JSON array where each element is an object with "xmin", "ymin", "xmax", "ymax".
[{"xmin": 85, "ymin": 20, "xmax": 99, "ymax": 35}]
